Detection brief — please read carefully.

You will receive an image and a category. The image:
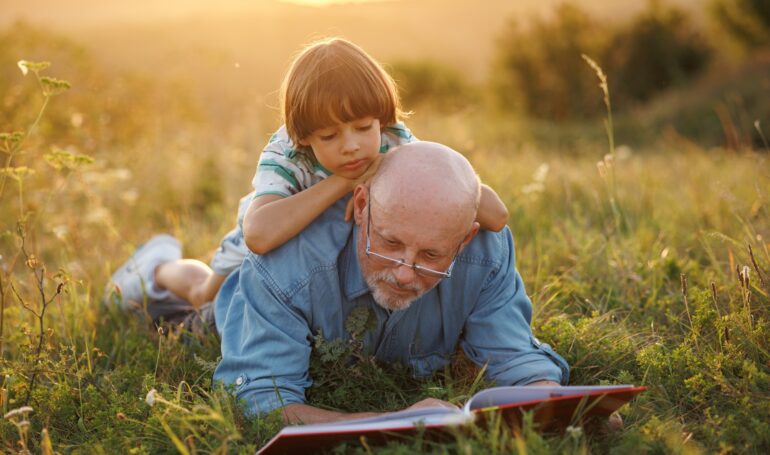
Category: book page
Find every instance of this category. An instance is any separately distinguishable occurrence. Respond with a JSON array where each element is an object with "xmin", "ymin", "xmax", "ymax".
[
  {"xmin": 464, "ymin": 385, "xmax": 636, "ymax": 413},
  {"xmin": 279, "ymin": 406, "xmax": 467, "ymax": 436}
]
